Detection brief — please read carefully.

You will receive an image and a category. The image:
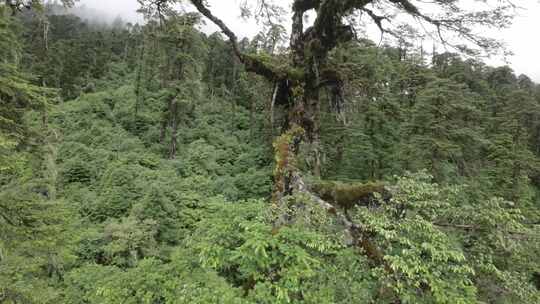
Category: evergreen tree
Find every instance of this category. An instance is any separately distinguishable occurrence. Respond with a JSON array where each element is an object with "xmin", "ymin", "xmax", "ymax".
[
  {"xmin": 403, "ymin": 78, "xmax": 485, "ymax": 182},
  {"xmin": 1, "ymin": 1, "xmax": 540, "ymax": 303}
]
